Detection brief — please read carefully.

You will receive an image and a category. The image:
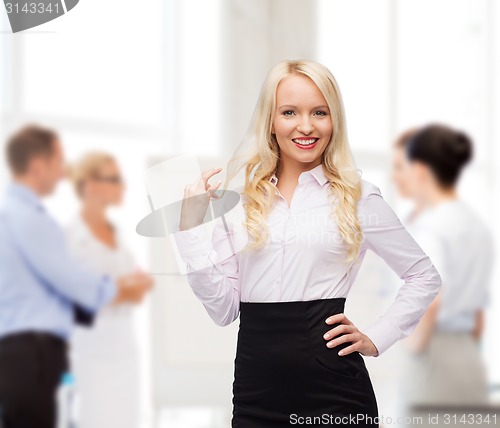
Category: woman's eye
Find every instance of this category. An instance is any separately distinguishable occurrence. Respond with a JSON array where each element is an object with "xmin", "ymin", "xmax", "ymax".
[
  {"xmin": 314, "ymin": 111, "xmax": 327, "ymax": 116},
  {"xmin": 282, "ymin": 110, "xmax": 295, "ymax": 116}
]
